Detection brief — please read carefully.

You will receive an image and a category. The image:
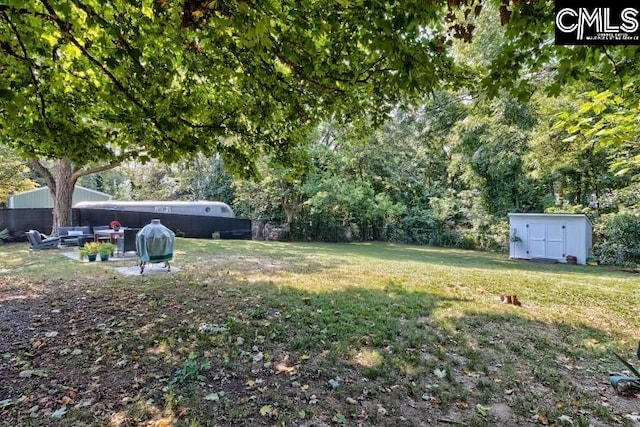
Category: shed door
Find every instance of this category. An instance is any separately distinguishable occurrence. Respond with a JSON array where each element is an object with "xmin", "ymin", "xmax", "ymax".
[
  {"xmin": 528, "ymin": 223, "xmax": 546, "ymax": 258},
  {"xmin": 546, "ymin": 224, "xmax": 565, "ymax": 259},
  {"xmin": 527, "ymin": 222, "xmax": 566, "ymax": 259}
]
